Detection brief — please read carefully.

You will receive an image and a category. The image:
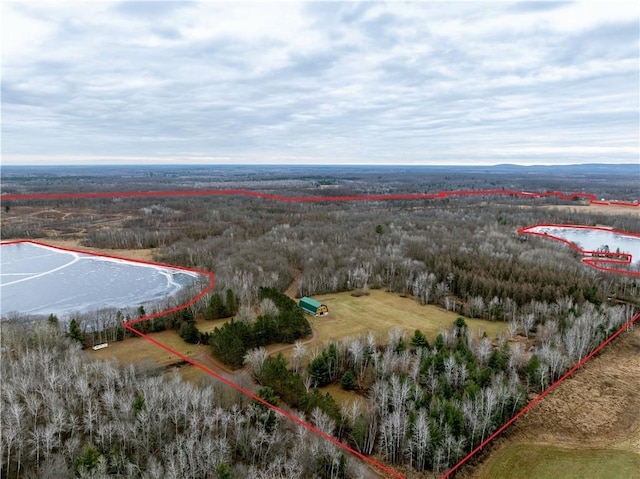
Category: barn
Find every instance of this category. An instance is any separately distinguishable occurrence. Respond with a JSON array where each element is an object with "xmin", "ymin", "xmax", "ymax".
[{"xmin": 299, "ymin": 297, "xmax": 329, "ymax": 316}]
